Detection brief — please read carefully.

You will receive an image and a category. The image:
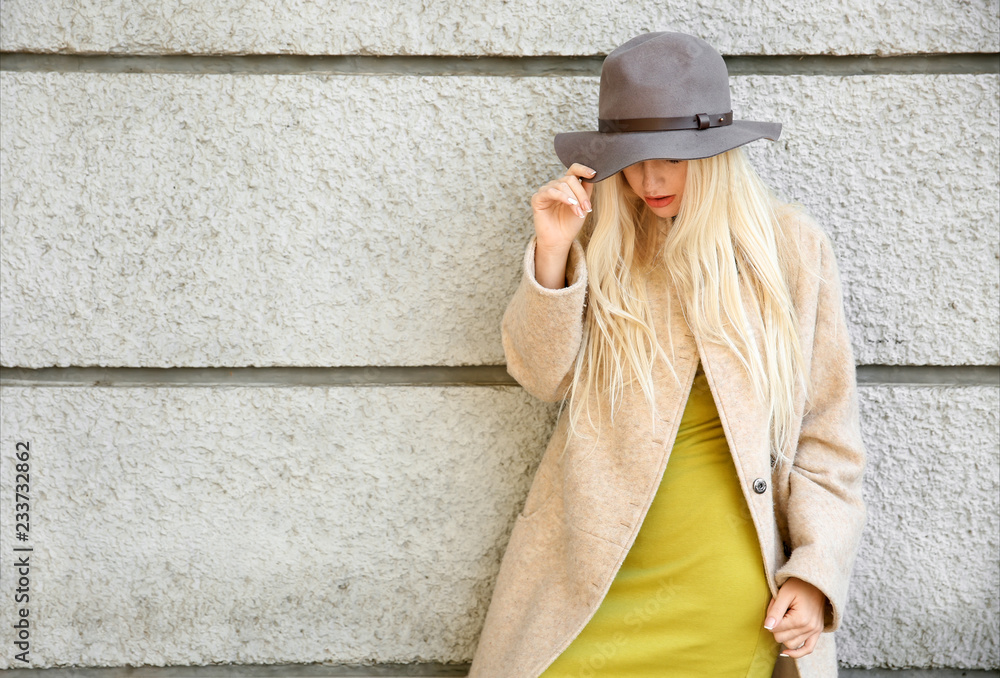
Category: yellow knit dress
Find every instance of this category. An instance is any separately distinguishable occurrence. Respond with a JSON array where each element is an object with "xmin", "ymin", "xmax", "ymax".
[{"xmin": 538, "ymin": 359, "xmax": 781, "ymax": 677}]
